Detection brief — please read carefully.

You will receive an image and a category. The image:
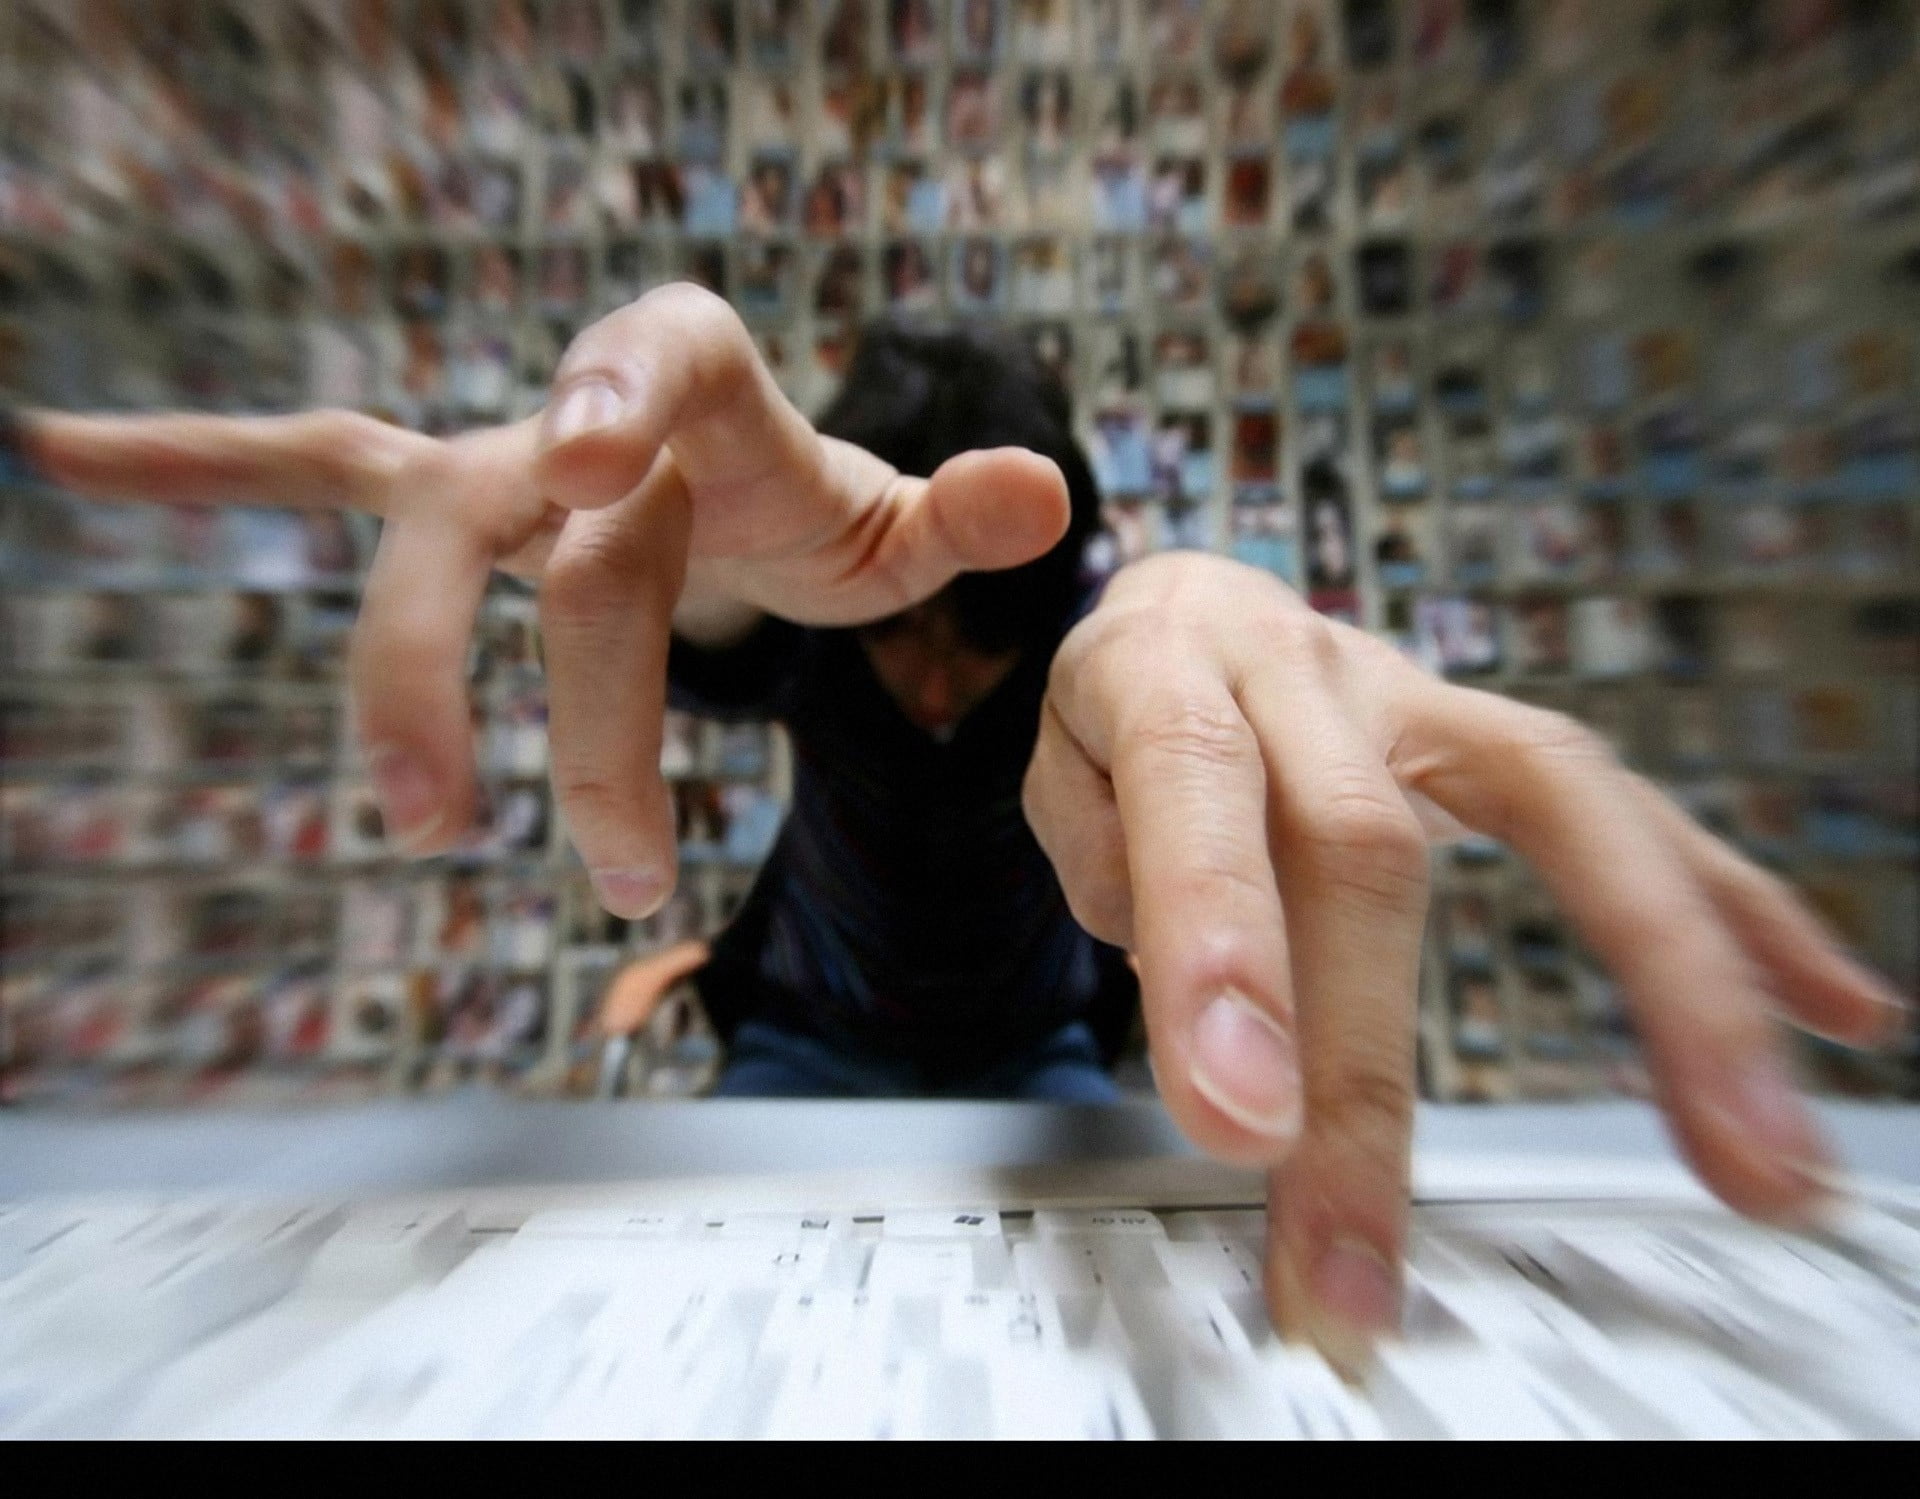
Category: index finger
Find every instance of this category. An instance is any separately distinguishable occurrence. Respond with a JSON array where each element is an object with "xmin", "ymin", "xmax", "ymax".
[{"xmin": 21, "ymin": 408, "xmax": 431, "ymax": 515}]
